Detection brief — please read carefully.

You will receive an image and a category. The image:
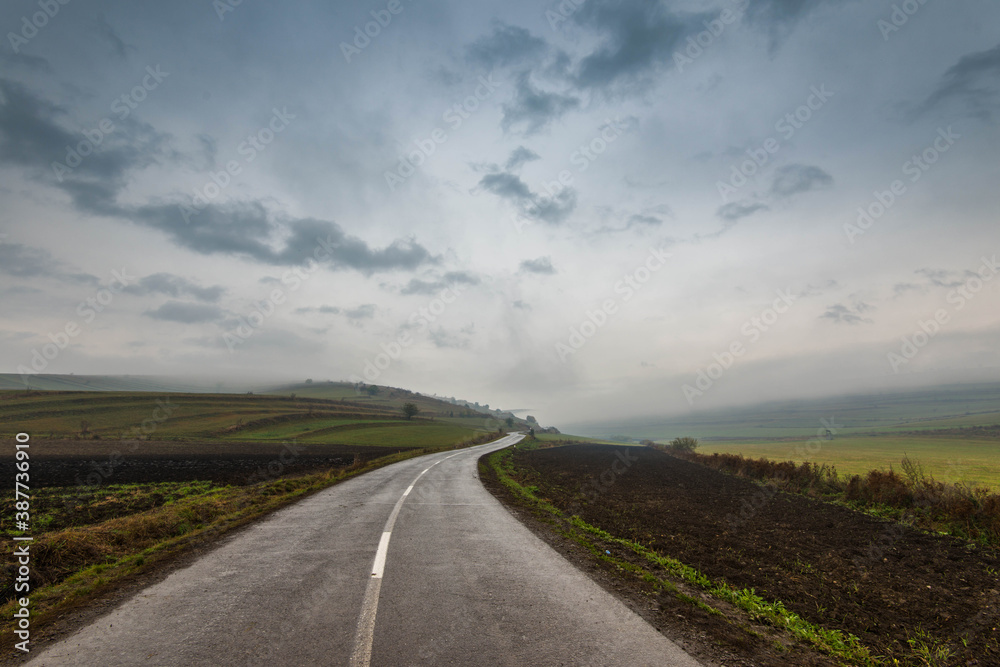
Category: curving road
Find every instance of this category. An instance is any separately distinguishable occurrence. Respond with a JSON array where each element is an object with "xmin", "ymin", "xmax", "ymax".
[{"xmin": 27, "ymin": 434, "xmax": 700, "ymax": 666}]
